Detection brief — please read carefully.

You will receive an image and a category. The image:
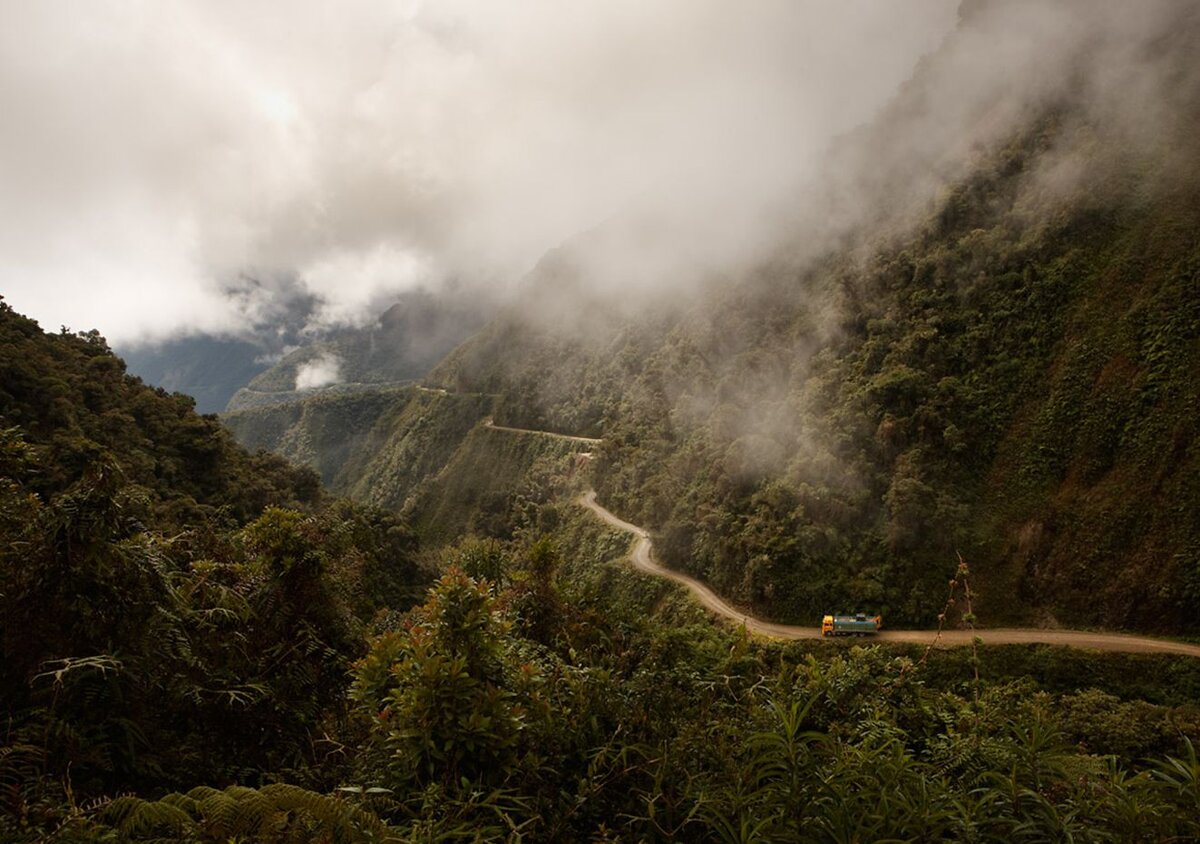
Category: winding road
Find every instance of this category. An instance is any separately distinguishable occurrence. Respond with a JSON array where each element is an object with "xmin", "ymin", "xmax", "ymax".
[
  {"xmin": 477, "ymin": 417, "xmax": 1200, "ymax": 658},
  {"xmin": 578, "ymin": 490, "xmax": 1200, "ymax": 658}
]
